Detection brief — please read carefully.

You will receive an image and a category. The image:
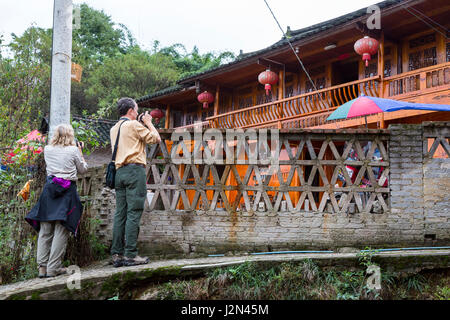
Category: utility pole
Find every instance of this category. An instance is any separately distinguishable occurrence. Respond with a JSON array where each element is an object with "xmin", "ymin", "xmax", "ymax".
[{"xmin": 49, "ymin": 0, "xmax": 73, "ymax": 139}]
